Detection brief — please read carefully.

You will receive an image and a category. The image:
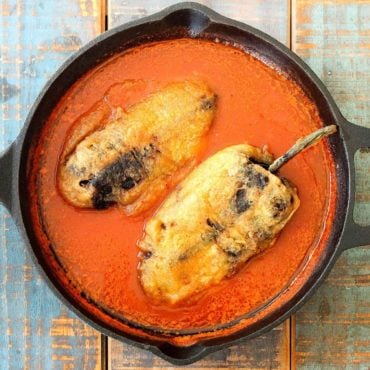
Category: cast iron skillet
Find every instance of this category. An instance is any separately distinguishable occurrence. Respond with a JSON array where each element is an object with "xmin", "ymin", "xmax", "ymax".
[{"xmin": 0, "ymin": 2, "xmax": 369, "ymax": 365}]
